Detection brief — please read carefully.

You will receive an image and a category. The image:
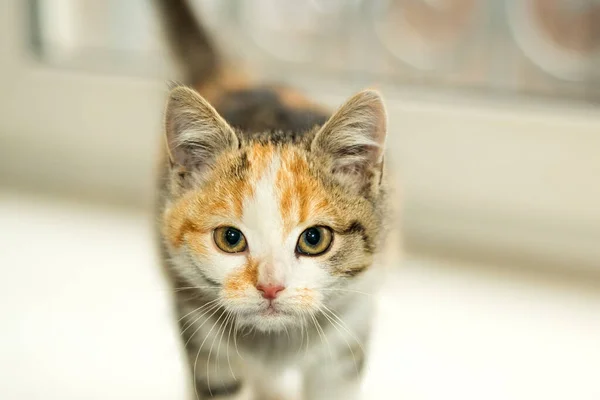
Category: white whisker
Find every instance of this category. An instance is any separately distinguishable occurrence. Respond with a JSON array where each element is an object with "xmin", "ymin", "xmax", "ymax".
[
  {"xmin": 303, "ymin": 314, "xmax": 310, "ymax": 360},
  {"xmin": 225, "ymin": 312, "xmax": 237, "ymax": 381},
  {"xmin": 192, "ymin": 305, "xmax": 224, "ymax": 400},
  {"xmin": 283, "ymin": 321, "xmax": 291, "ymax": 343},
  {"xmin": 178, "ymin": 298, "xmax": 219, "ymax": 323},
  {"xmin": 174, "ymin": 285, "xmax": 221, "ymax": 292},
  {"xmin": 321, "ymin": 304, "xmax": 365, "ymax": 354},
  {"xmin": 233, "ymin": 315, "xmax": 243, "ymax": 360},
  {"xmin": 182, "ymin": 302, "xmax": 221, "ymax": 340},
  {"xmin": 310, "ymin": 313, "xmax": 332, "ymax": 365},
  {"xmin": 206, "ymin": 309, "xmax": 228, "ymax": 397},
  {"xmin": 214, "ymin": 310, "xmax": 231, "ymax": 391},
  {"xmin": 296, "ymin": 313, "xmax": 305, "ymax": 357},
  {"xmin": 321, "ymin": 288, "xmax": 373, "ymax": 296},
  {"xmin": 320, "ymin": 307, "xmax": 359, "ymax": 378}
]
